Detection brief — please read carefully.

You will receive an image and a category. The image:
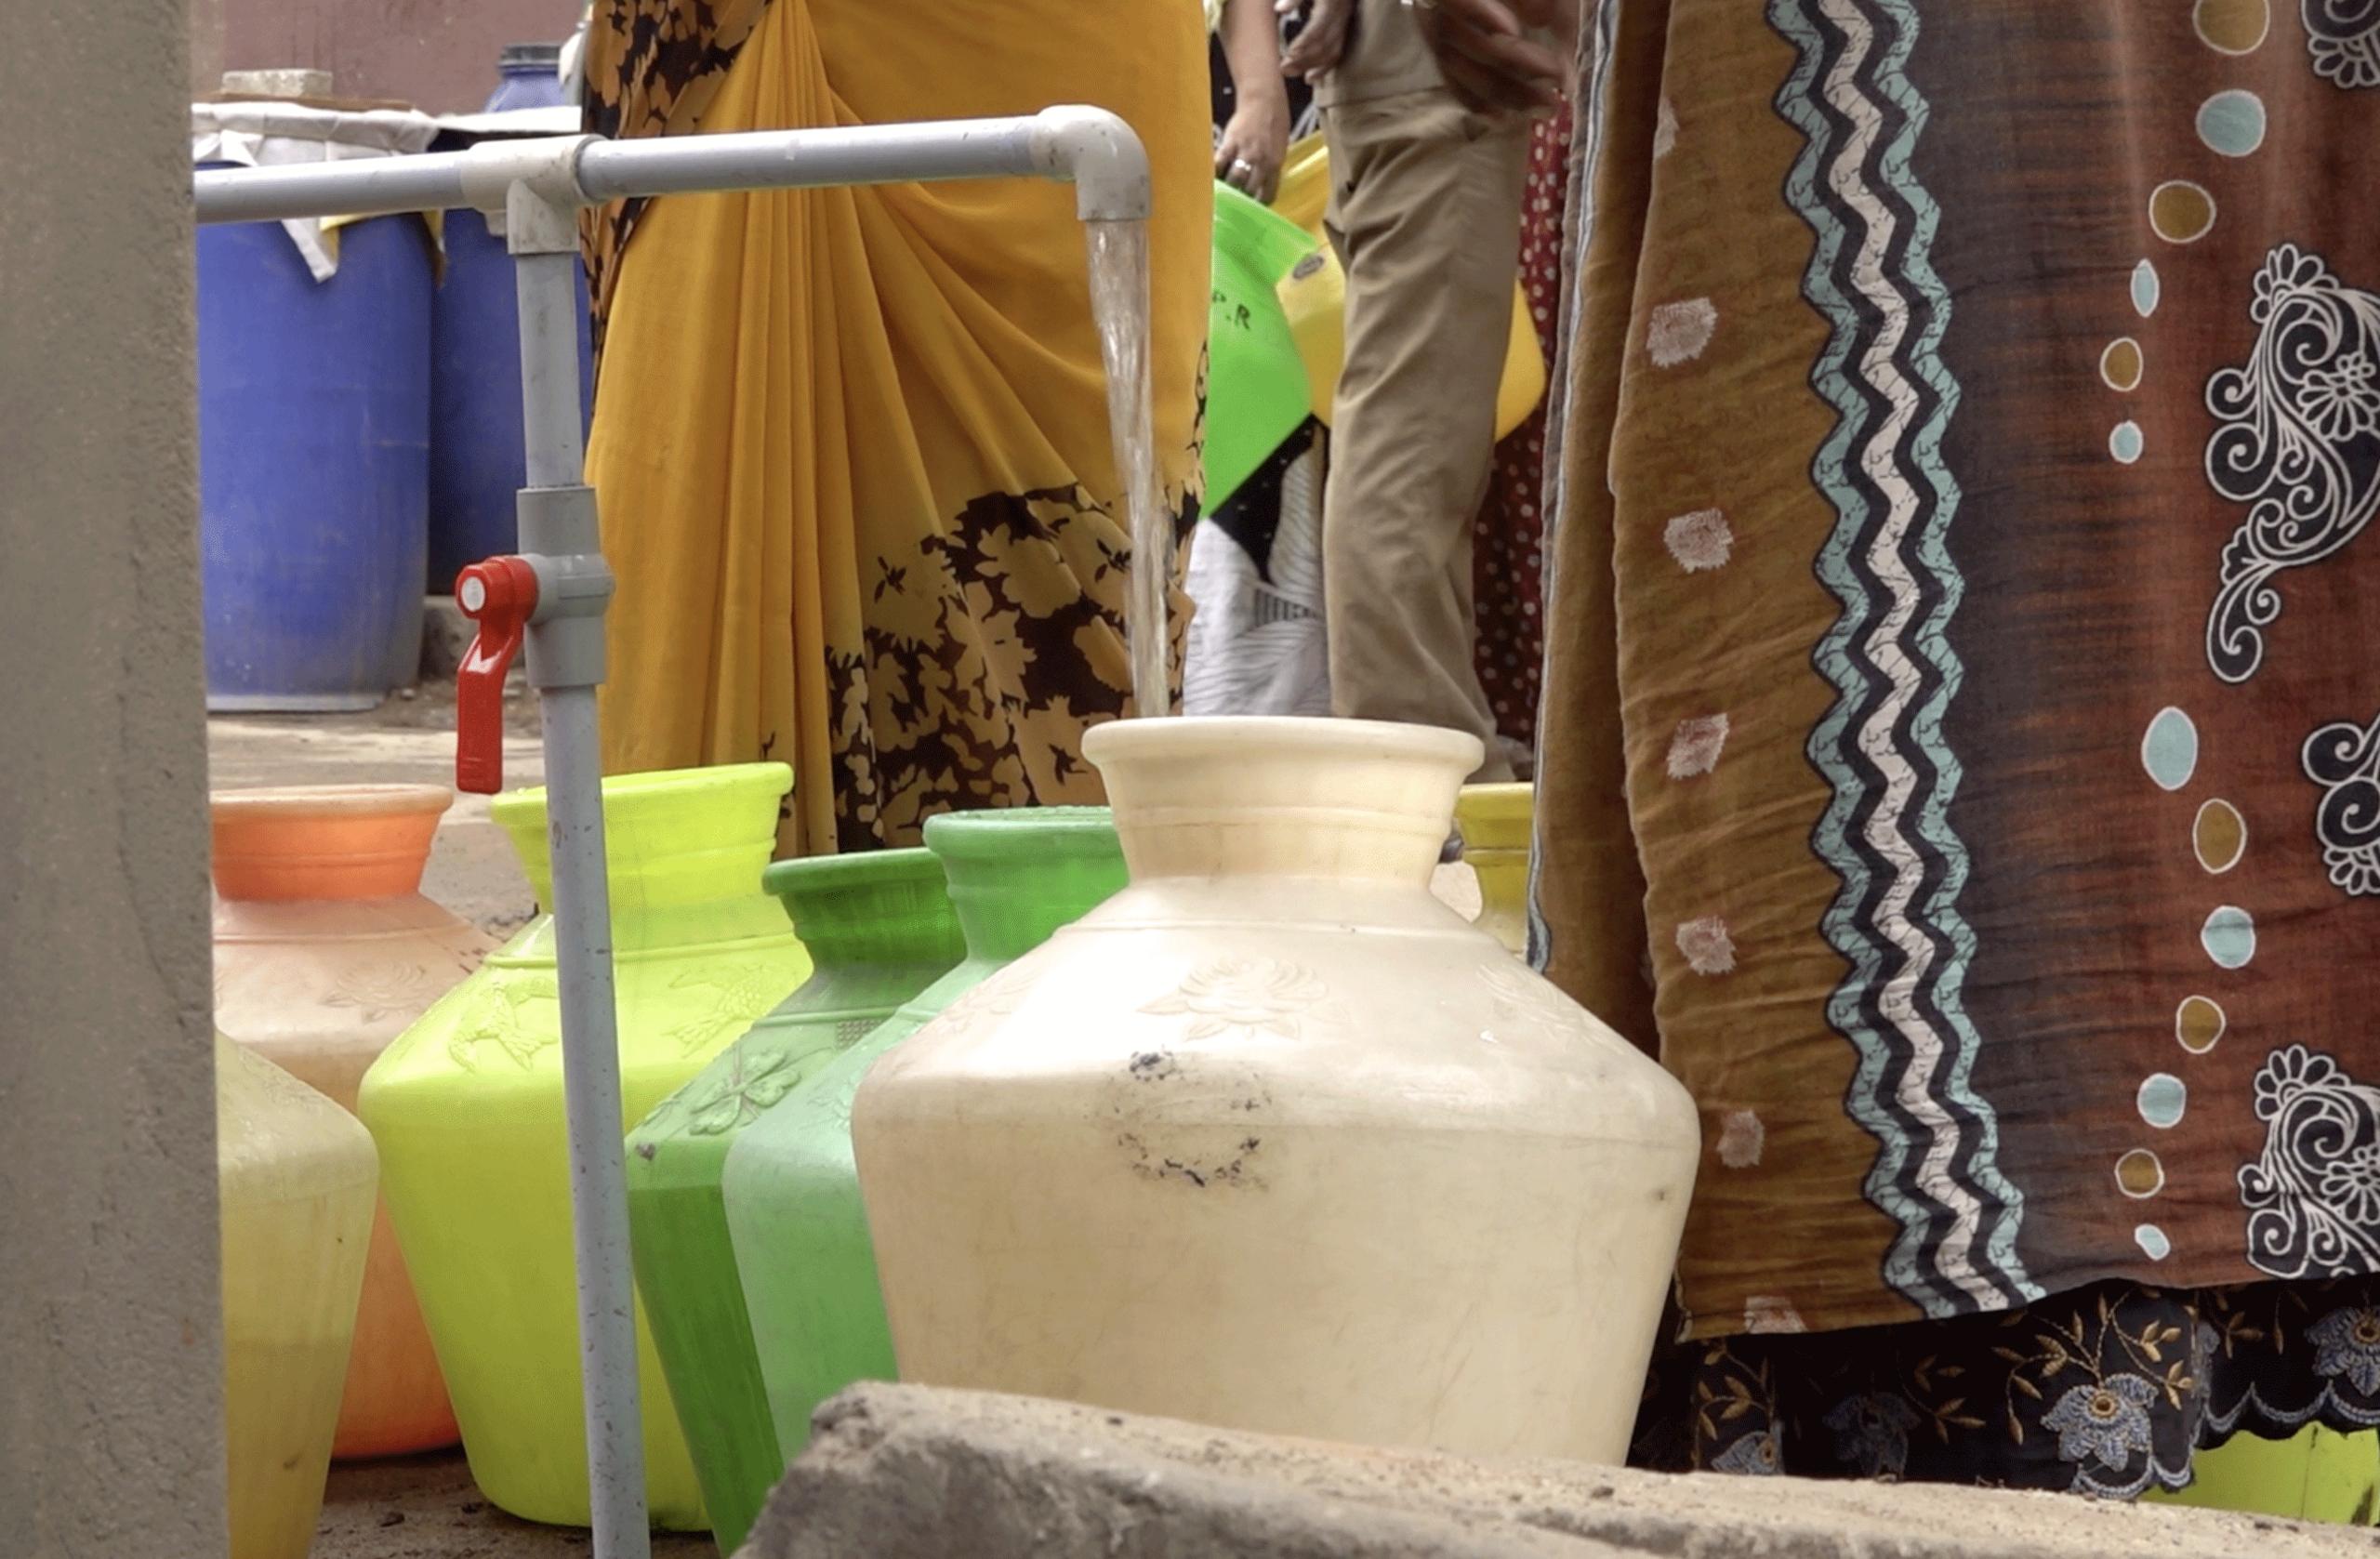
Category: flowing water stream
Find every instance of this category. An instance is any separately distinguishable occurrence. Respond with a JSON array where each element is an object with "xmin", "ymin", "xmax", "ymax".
[{"xmin": 1084, "ymin": 217, "xmax": 1170, "ymax": 719}]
